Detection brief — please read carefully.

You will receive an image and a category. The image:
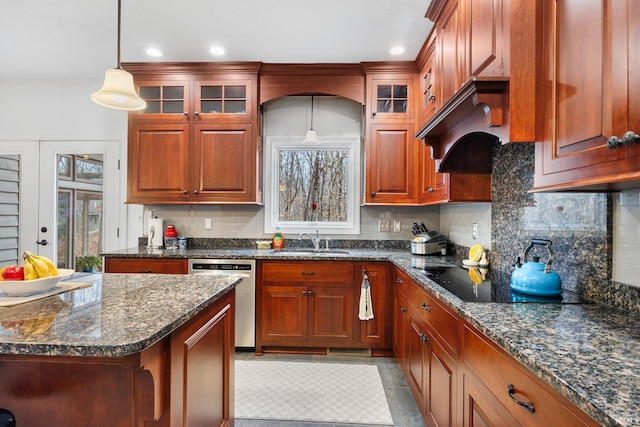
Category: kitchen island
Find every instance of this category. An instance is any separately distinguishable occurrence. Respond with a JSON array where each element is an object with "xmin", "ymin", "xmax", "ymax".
[
  {"xmin": 0, "ymin": 272, "xmax": 239, "ymax": 427},
  {"xmin": 102, "ymin": 247, "xmax": 640, "ymax": 427}
]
